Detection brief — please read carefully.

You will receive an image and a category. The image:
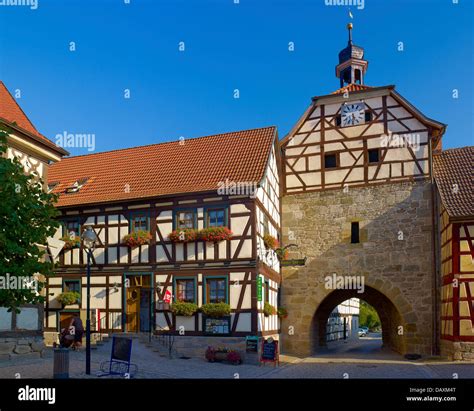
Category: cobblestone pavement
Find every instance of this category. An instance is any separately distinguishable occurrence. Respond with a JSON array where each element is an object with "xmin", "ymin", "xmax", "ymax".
[{"xmin": 0, "ymin": 336, "xmax": 472, "ymax": 379}]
